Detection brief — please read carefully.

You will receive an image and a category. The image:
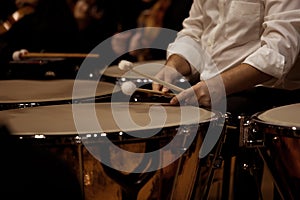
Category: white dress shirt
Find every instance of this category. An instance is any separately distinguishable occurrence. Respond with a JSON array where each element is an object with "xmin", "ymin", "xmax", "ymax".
[{"xmin": 167, "ymin": 0, "xmax": 300, "ymax": 90}]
